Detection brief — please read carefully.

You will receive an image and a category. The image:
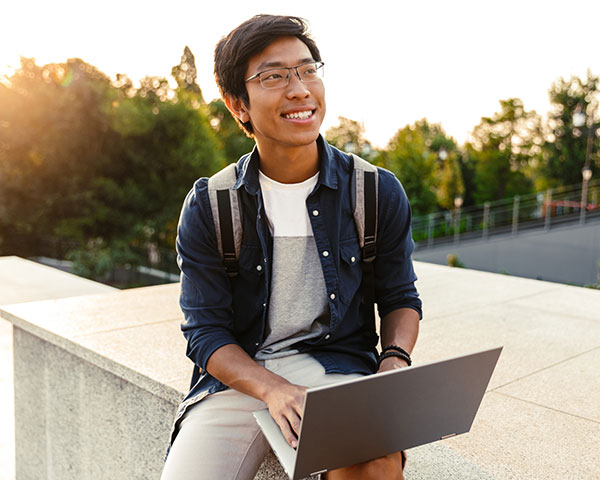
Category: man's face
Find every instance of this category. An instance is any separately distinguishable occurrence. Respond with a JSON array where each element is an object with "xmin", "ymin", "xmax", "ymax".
[{"xmin": 240, "ymin": 36, "xmax": 326, "ymax": 150}]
